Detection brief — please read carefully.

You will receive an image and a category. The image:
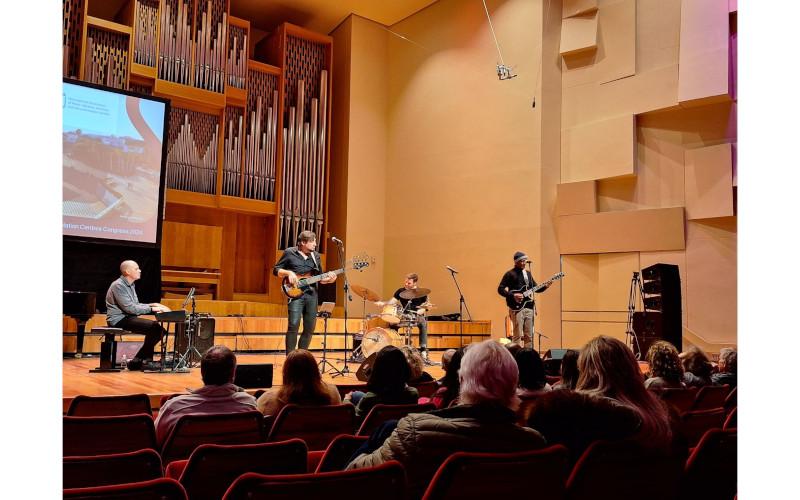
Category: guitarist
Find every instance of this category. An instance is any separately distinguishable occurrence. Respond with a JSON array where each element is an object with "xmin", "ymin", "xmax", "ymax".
[
  {"xmin": 273, "ymin": 231, "xmax": 337, "ymax": 354},
  {"xmin": 497, "ymin": 252, "xmax": 549, "ymax": 348}
]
